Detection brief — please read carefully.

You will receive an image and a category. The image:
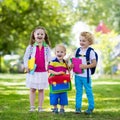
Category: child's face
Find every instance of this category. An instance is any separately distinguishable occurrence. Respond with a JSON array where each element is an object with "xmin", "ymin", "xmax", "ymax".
[
  {"xmin": 55, "ymin": 46, "xmax": 66, "ymax": 61},
  {"xmin": 79, "ymin": 36, "xmax": 90, "ymax": 49},
  {"xmin": 34, "ymin": 29, "xmax": 45, "ymax": 44}
]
